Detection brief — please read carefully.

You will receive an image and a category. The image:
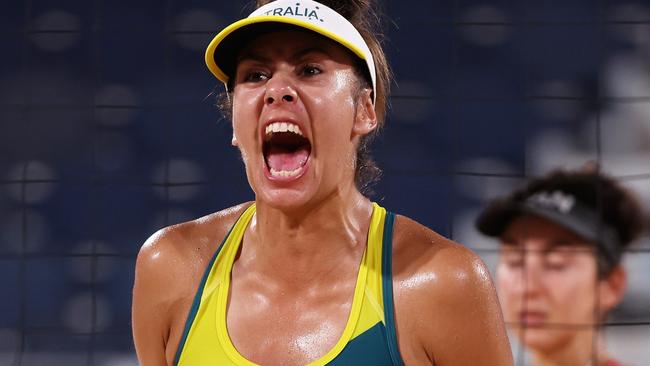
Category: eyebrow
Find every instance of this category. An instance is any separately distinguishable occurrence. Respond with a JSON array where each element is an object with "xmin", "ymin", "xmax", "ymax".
[
  {"xmin": 236, "ymin": 52, "xmax": 271, "ymax": 65},
  {"xmin": 292, "ymin": 47, "xmax": 329, "ymax": 61},
  {"xmin": 237, "ymin": 47, "xmax": 330, "ymax": 65},
  {"xmin": 500, "ymin": 236, "xmax": 518, "ymax": 246}
]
